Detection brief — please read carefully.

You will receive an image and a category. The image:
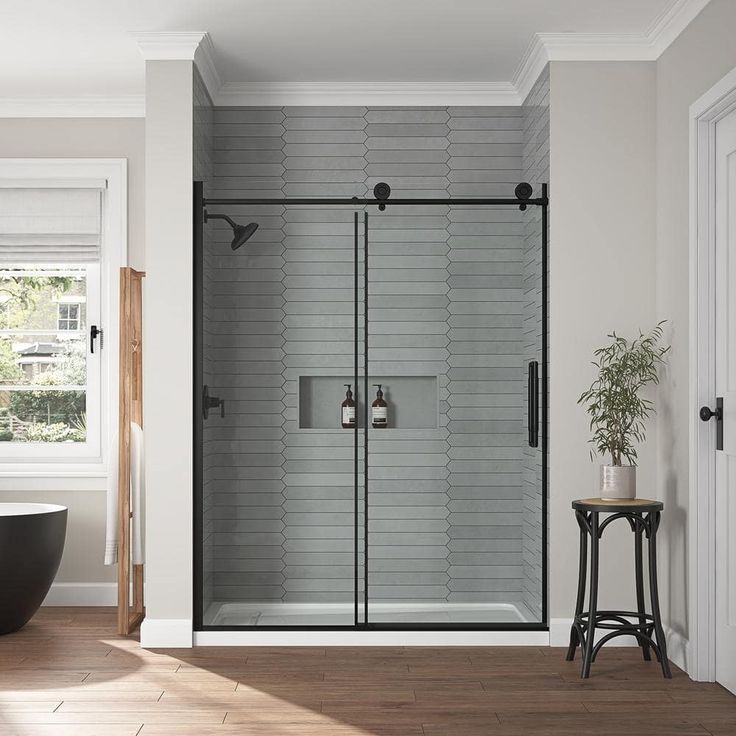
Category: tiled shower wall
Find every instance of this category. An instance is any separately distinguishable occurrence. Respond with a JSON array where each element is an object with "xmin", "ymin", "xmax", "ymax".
[
  {"xmin": 521, "ymin": 68, "xmax": 550, "ymax": 620},
  {"xmin": 199, "ymin": 102, "xmax": 546, "ymax": 615}
]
